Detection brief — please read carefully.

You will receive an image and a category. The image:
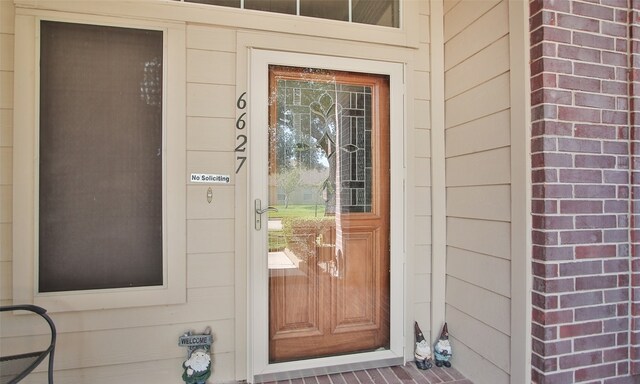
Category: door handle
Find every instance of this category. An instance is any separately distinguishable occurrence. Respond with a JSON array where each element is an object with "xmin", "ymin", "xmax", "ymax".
[{"xmin": 255, "ymin": 199, "xmax": 278, "ymax": 230}]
